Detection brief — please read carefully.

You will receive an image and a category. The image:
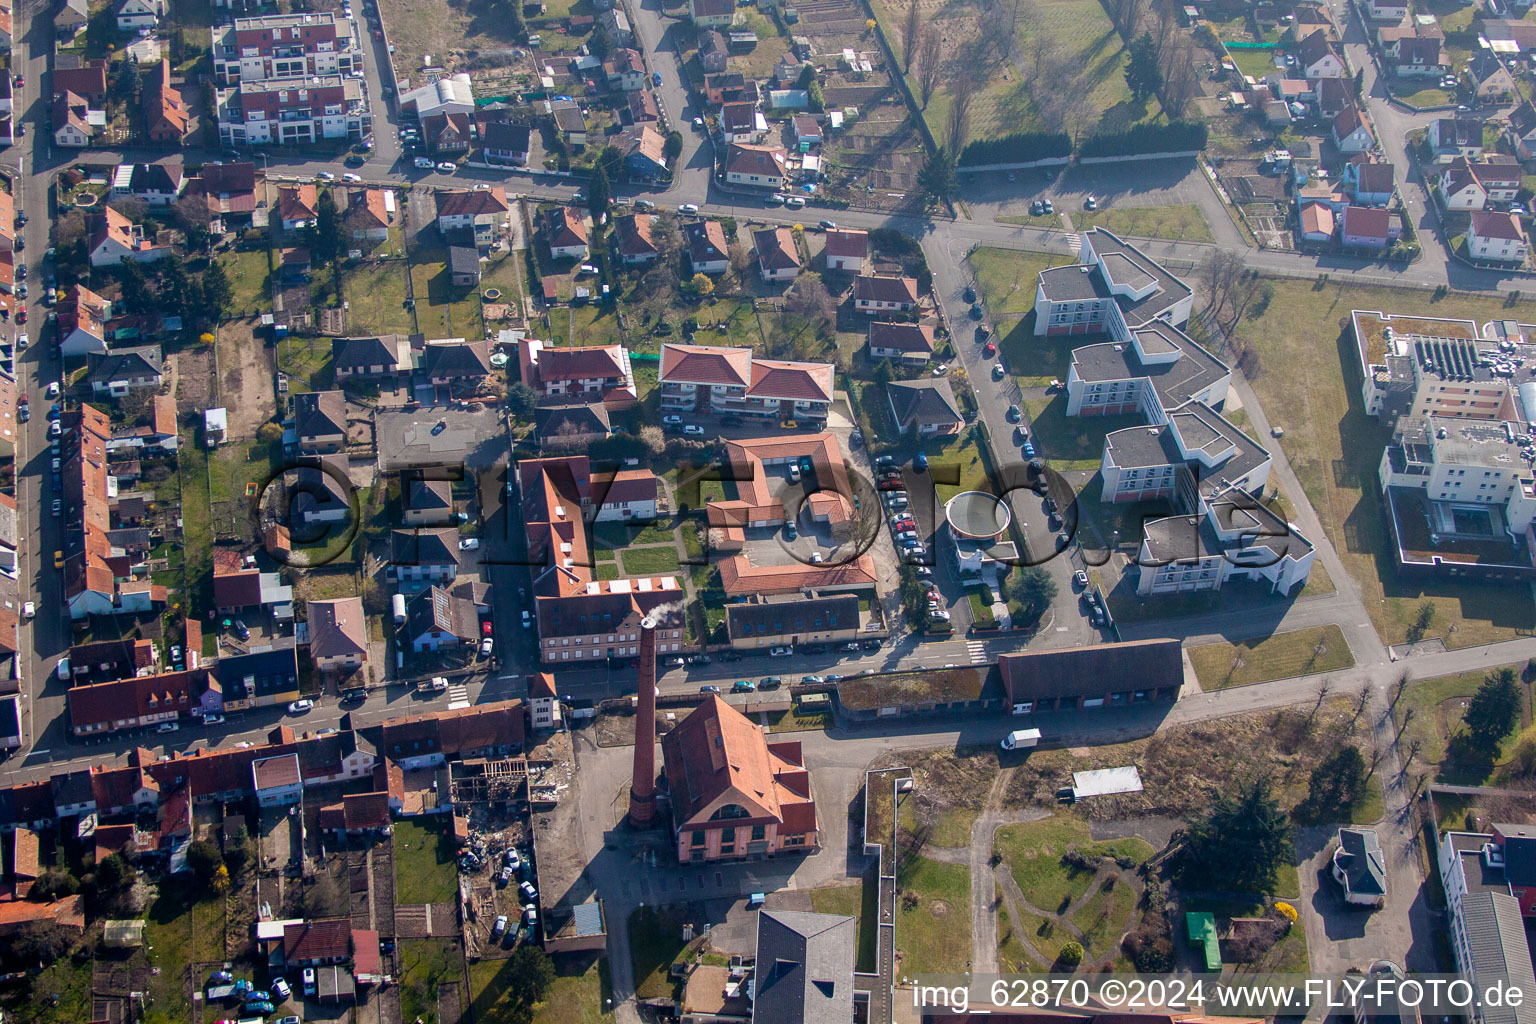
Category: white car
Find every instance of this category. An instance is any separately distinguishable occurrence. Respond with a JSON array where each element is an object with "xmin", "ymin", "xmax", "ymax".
[
  {"xmin": 784, "ymin": 195, "xmax": 806, "ymax": 209},
  {"xmin": 21, "ymin": 602, "xmax": 33, "ymax": 618},
  {"xmin": 157, "ymin": 721, "xmax": 179, "ymax": 734},
  {"xmin": 459, "ymin": 537, "xmax": 480, "ymax": 550},
  {"xmin": 342, "ymin": 172, "xmax": 362, "ymax": 183},
  {"xmin": 317, "ymin": 171, "xmax": 335, "ymax": 181},
  {"xmin": 768, "ymin": 646, "xmax": 792, "ymax": 657},
  {"xmin": 414, "ymin": 156, "xmax": 436, "ymax": 169},
  {"xmin": 288, "ymin": 699, "xmax": 315, "ymax": 714},
  {"xmin": 521, "ymin": 610, "xmax": 533, "ymax": 628},
  {"xmin": 46, "ymin": 381, "xmax": 59, "ymax": 398},
  {"xmin": 661, "ymin": 414, "xmax": 683, "ymax": 425},
  {"xmin": 931, "ymin": 364, "xmax": 948, "ymax": 376},
  {"xmin": 437, "ymin": 161, "xmax": 457, "ymax": 172},
  {"xmin": 682, "ymin": 424, "xmax": 705, "ymax": 436},
  {"xmin": 678, "ymin": 203, "xmax": 700, "ymax": 215},
  {"xmin": 15, "ymin": 333, "xmax": 26, "ymax": 349},
  {"xmin": 480, "ymin": 637, "xmax": 494, "ymax": 656}
]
